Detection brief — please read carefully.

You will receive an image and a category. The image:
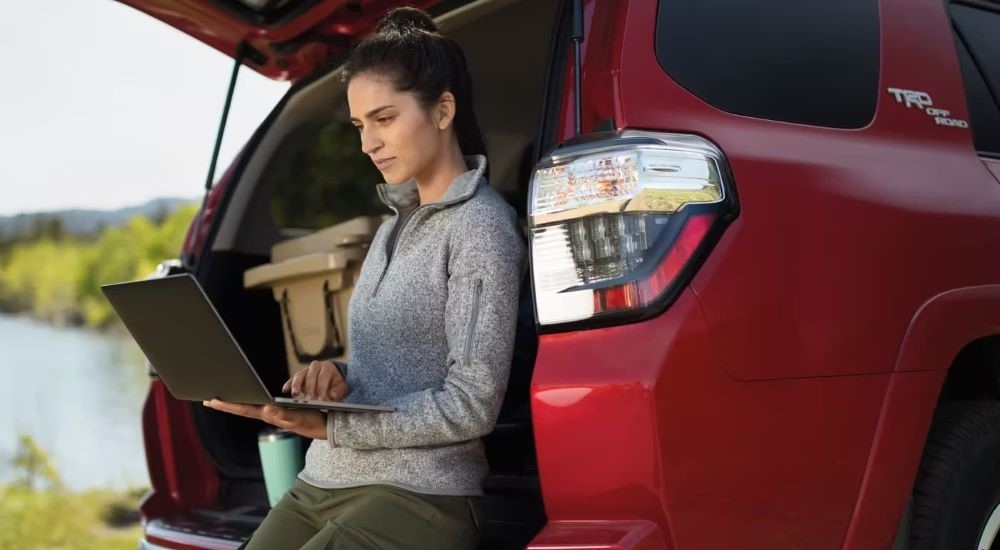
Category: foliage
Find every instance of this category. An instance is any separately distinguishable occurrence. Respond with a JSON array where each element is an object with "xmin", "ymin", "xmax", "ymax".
[
  {"xmin": 10, "ymin": 434, "xmax": 62, "ymax": 492},
  {"xmin": 0, "ymin": 204, "xmax": 198, "ymax": 327},
  {"xmin": 0, "ymin": 435, "xmax": 143, "ymax": 550}
]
